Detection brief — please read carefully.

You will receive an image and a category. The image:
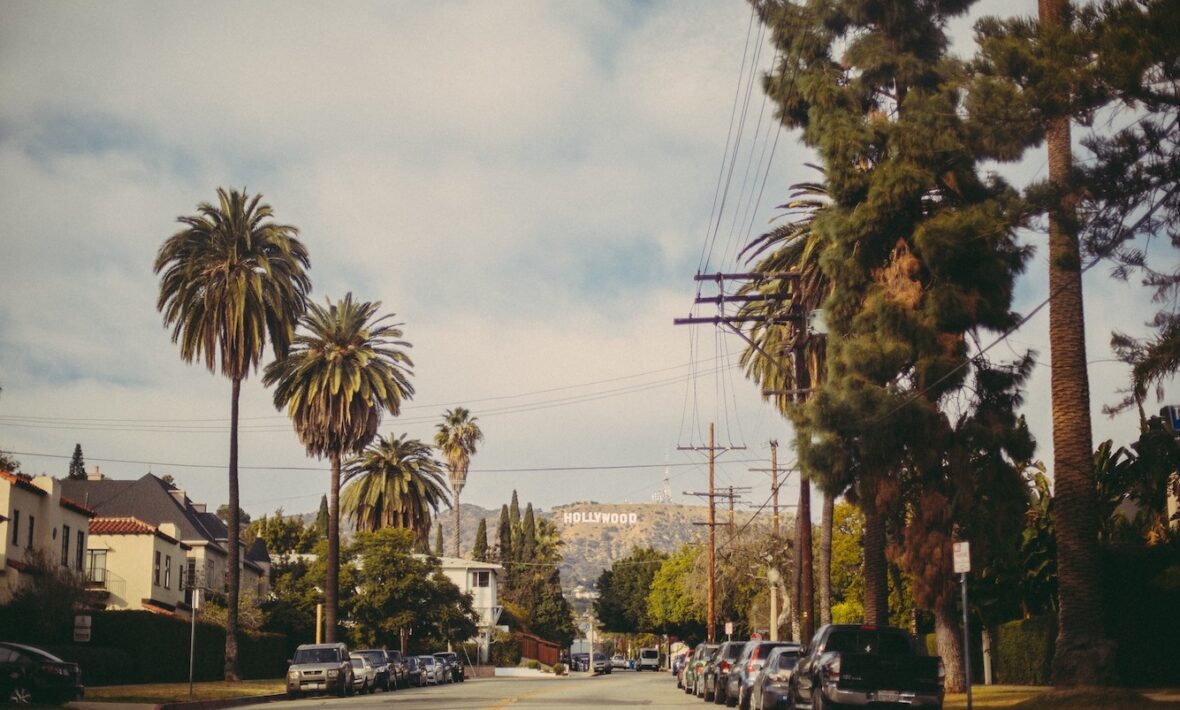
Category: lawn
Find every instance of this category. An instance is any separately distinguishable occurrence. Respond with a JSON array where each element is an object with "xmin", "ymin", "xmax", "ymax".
[
  {"xmin": 83, "ymin": 679, "xmax": 284, "ymax": 704},
  {"xmin": 944, "ymin": 686, "xmax": 1180, "ymax": 709}
]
